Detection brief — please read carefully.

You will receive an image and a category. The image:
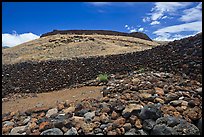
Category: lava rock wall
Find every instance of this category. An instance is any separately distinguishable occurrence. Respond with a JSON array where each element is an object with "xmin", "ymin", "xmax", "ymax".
[
  {"xmin": 2, "ymin": 33, "xmax": 202, "ymax": 97},
  {"xmin": 40, "ymin": 30, "xmax": 152, "ymax": 41}
]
